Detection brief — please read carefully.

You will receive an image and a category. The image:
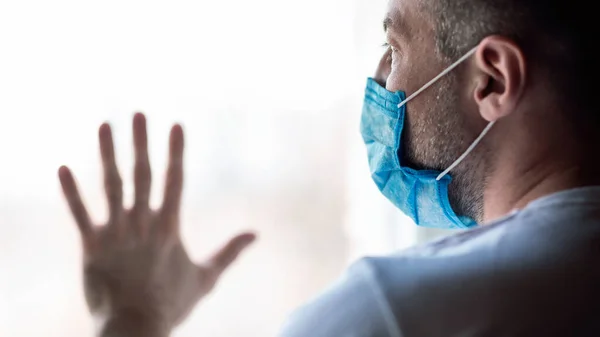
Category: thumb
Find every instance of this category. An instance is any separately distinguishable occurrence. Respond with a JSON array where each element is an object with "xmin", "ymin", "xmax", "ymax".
[{"xmin": 206, "ymin": 232, "xmax": 257, "ymax": 277}]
